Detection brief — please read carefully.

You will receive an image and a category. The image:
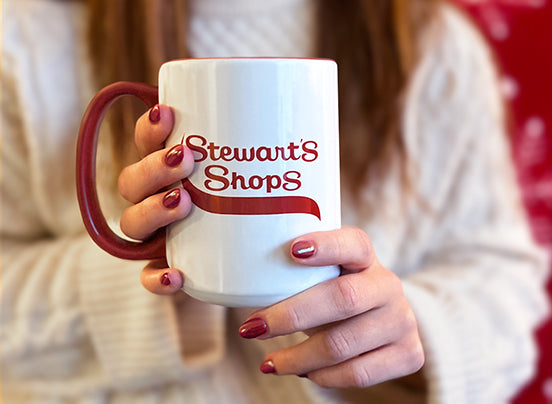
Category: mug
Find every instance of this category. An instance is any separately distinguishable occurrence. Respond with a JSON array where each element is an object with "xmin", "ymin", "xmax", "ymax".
[{"xmin": 76, "ymin": 58, "xmax": 341, "ymax": 307}]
